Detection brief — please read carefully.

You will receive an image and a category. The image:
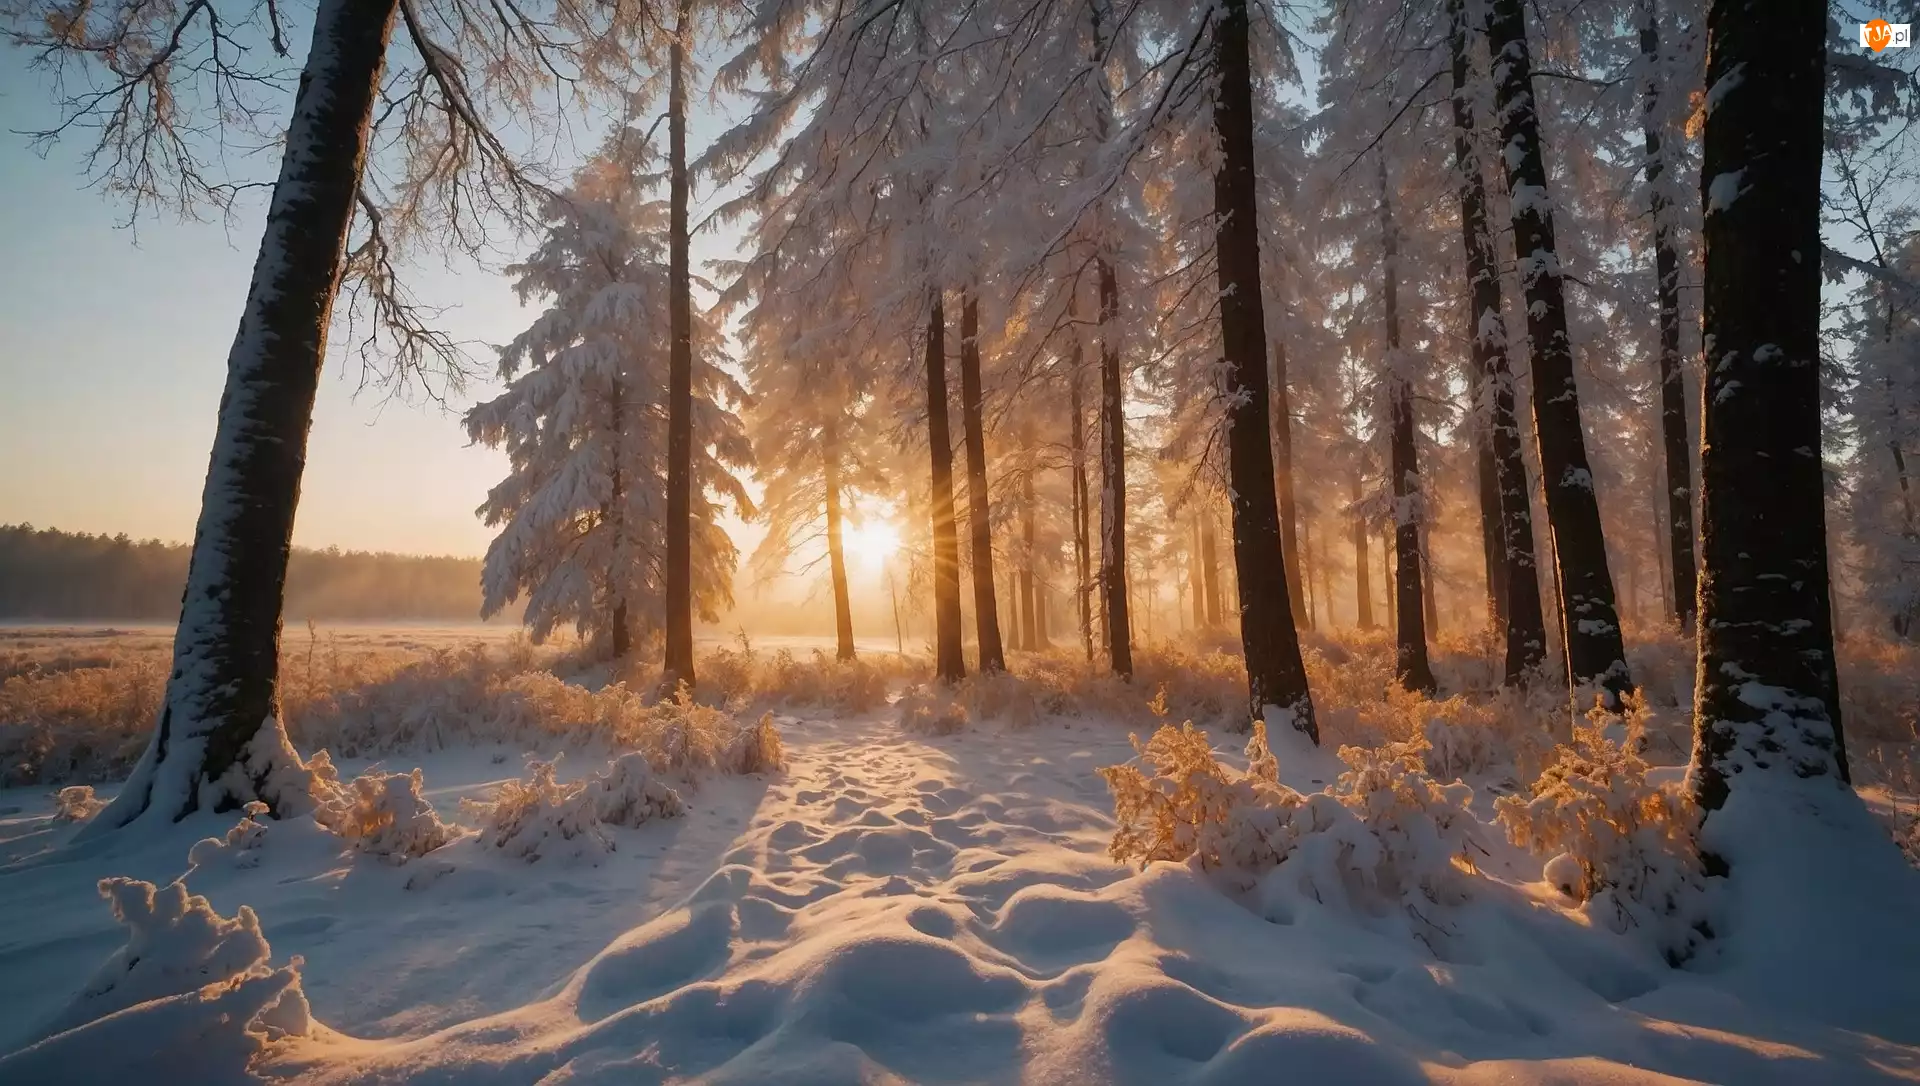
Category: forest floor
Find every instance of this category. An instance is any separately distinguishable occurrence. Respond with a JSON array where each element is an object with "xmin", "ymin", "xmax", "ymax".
[{"xmin": 1, "ymin": 632, "xmax": 1918, "ymax": 1083}]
